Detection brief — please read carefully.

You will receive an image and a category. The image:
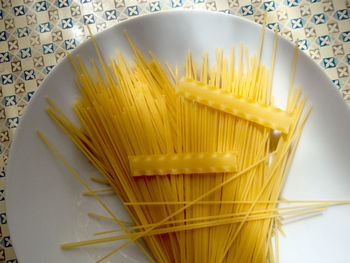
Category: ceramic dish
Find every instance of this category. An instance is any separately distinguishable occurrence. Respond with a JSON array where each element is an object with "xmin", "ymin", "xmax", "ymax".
[{"xmin": 6, "ymin": 10, "xmax": 350, "ymax": 263}]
